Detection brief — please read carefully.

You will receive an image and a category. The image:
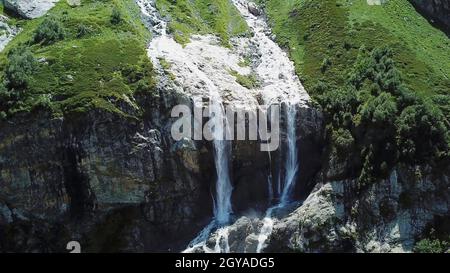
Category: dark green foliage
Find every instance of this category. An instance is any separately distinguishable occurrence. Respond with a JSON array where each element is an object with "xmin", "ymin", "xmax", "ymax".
[
  {"xmin": 0, "ymin": 48, "xmax": 39, "ymax": 117},
  {"xmin": 33, "ymin": 17, "xmax": 66, "ymax": 45},
  {"xmin": 396, "ymin": 101, "xmax": 449, "ymax": 162},
  {"xmin": 319, "ymin": 46, "xmax": 449, "ymax": 186},
  {"xmin": 0, "ymin": 83, "xmax": 11, "ymax": 119},
  {"xmin": 110, "ymin": 8, "xmax": 122, "ymax": 25},
  {"xmin": 321, "ymin": 57, "xmax": 332, "ymax": 73},
  {"xmin": 332, "ymin": 128, "xmax": 354, "ymax": 154},
  {"xmin": 414, "ymin": 239, "xmax": 449, "ymax": 253},
  {"xmin": 76, "ymin": 23, "xmax": 93, "ymax": 38},
  {"xmin": 360, "ymin": 92, "xmax": 397, "ymax": 125},
  {"xmin": 414, "ymin": 226, "xmax": 450, "ymax": 253},
  {"xmin": 4, "ymin": 48, "xmax": 37, "ymax": 89}
]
